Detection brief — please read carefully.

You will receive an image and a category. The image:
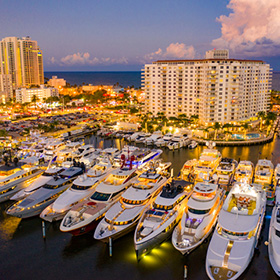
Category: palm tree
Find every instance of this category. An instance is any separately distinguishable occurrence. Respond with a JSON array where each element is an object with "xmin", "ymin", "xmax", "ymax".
[
  {"xmin": 31, "ymin": 94, "xmax": 39, "ymax": 110},
  {"xmin": 213, "ymin": 122, "xmax": 221, "ymax": 140},
  {"xmin": 241, "ymin": 123, "xmax": 250, "ymax": 139},
  {"xmin": 257, "ymin": 111, "xmax": 266, "ymax": 130}
]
